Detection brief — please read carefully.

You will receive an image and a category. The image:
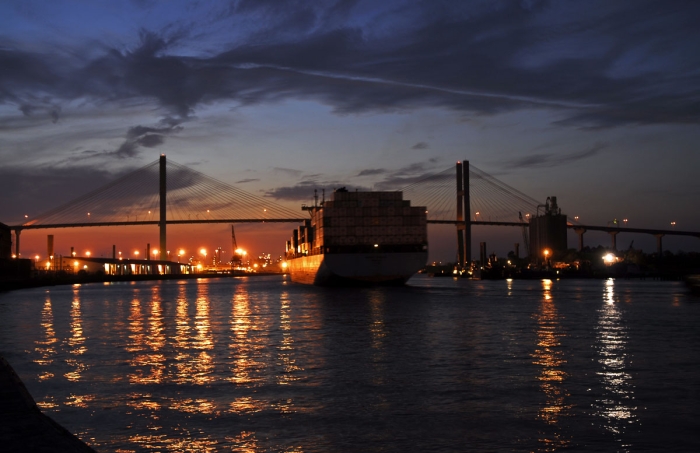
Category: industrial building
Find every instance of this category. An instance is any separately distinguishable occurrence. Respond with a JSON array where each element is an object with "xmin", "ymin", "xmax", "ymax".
[{"xmin": 528, "ymin": 196, "xmax": 568, "ymax": 263}]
